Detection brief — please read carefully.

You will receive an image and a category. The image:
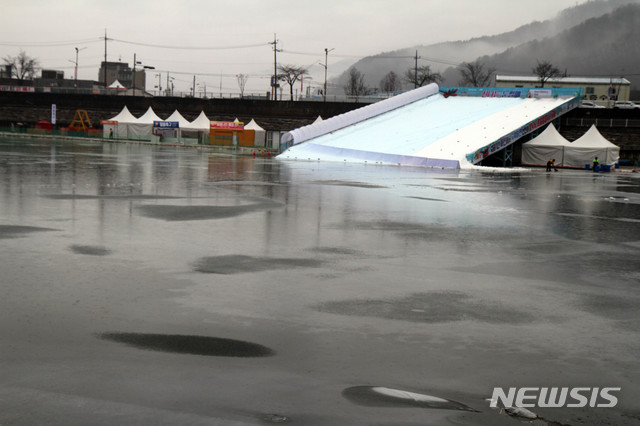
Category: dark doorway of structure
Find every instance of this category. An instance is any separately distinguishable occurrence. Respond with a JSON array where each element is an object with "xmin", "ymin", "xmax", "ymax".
[{"xmin": 478, "ymin": 143, "xmax": 517, "ymax": 168}]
